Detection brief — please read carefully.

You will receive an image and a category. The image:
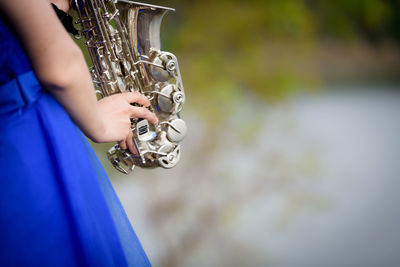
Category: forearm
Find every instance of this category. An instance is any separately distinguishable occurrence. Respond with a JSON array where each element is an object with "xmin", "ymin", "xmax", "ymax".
[
  {"xmin": 0, "ymin": 0, "xmax": 104, "ymax": 140},
  {"xmin": 0, "ymin": 0, "xmax": 157, "ymax": 146},
  {"xmin": 43, "ymin": 55, "xmax": 105, "ymax": 141}
]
